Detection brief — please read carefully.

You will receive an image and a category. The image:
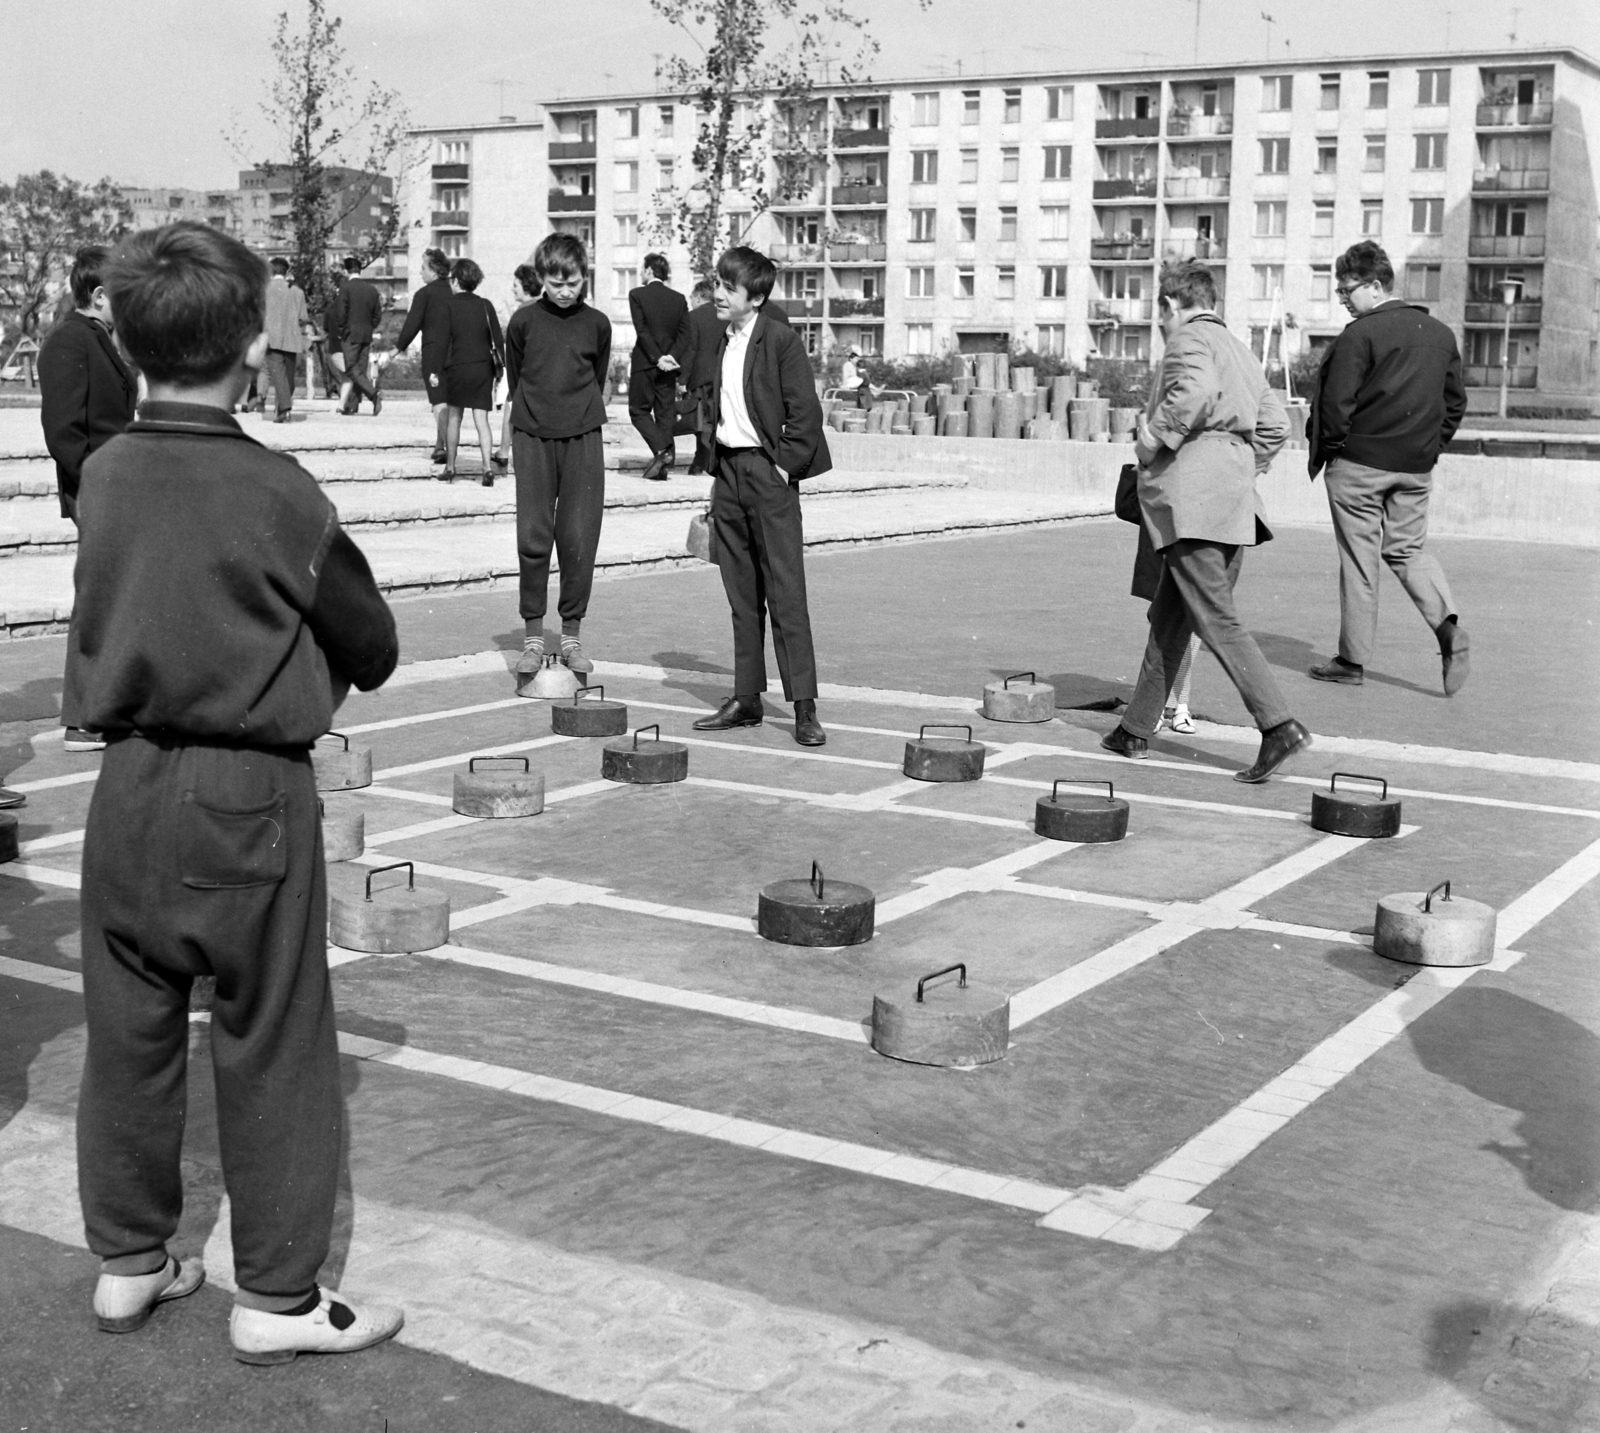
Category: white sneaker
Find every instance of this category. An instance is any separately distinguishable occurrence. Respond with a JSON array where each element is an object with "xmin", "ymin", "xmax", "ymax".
[
  {"xmin": 94, "ymin": 1255, "xmax": 205, "ymax": 1333},
  {"xmin": 63, "ymin": 727, "xmax": 108, "ymax": 752},
  {"xmin": 230, "ymin": 1290, "xmax": 404, "ymax": 1365}
]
